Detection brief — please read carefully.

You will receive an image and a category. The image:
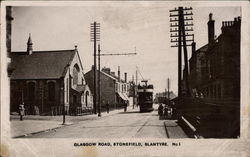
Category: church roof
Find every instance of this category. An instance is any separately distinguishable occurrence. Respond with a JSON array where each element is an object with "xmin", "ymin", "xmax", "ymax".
[{"xmin": 10, "ymin": 49, "xmax": 76, "ymax": 79}]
